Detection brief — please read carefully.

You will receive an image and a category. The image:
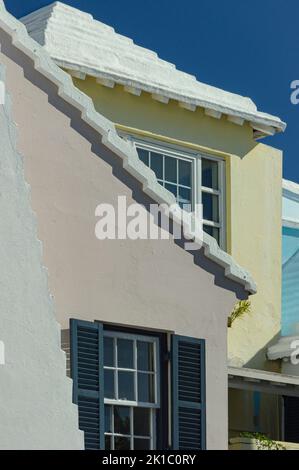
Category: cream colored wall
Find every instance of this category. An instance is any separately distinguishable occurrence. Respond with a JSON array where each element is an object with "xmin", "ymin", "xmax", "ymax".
[{"xmin": 73, "ymin": 75, "xmax": 283, "ymax": 371}]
